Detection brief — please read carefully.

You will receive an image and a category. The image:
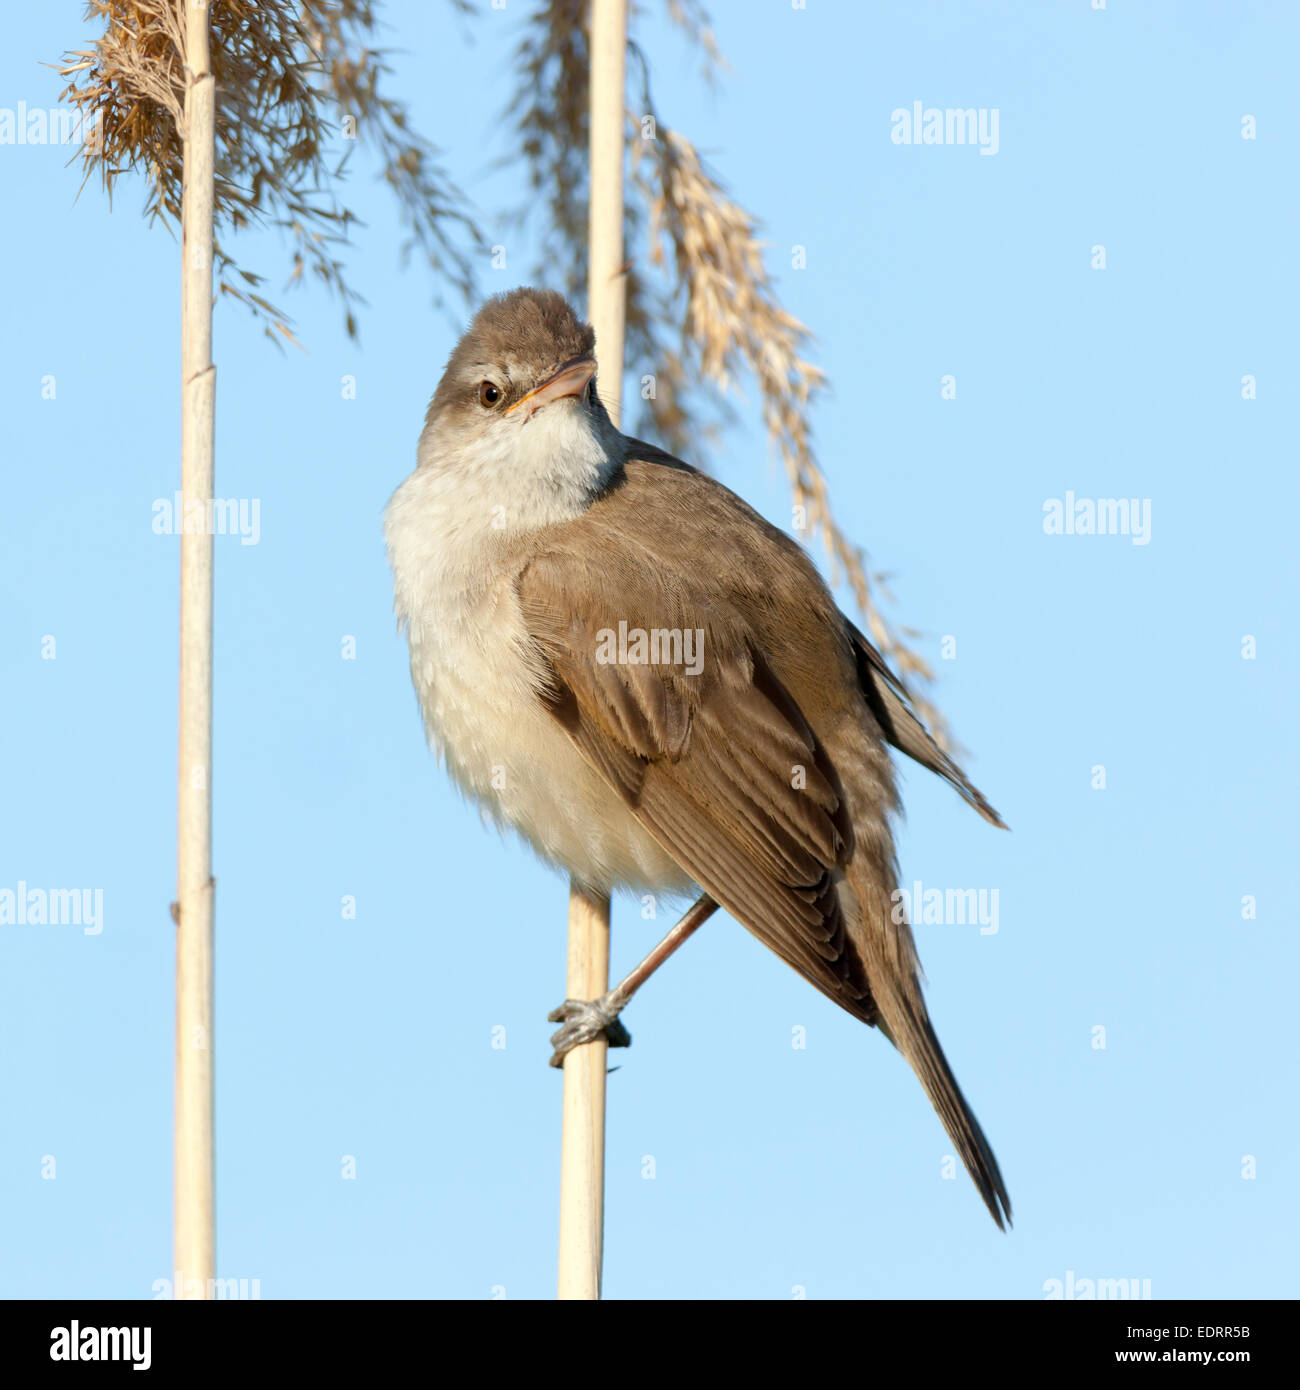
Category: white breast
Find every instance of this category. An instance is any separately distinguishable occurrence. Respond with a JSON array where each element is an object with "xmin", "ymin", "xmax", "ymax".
[{"xmin": 385, "ymin": 464, "xmax": 691, "ymax": 897}]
